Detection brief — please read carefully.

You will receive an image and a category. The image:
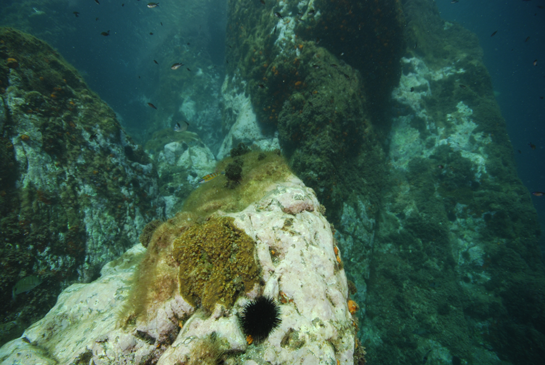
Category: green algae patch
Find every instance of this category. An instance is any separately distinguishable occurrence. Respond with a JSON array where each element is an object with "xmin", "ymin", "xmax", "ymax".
[
  {"xmin": 118, "ymin": 220, "xmax": 186, "ymax": 326},
  {"xmin": 182, "ymin": 150, "xmax": 292, "ymax": 219},
  {"xmin": 173, "ymin": 216, "xmax": 260, "ymax": 313}
]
